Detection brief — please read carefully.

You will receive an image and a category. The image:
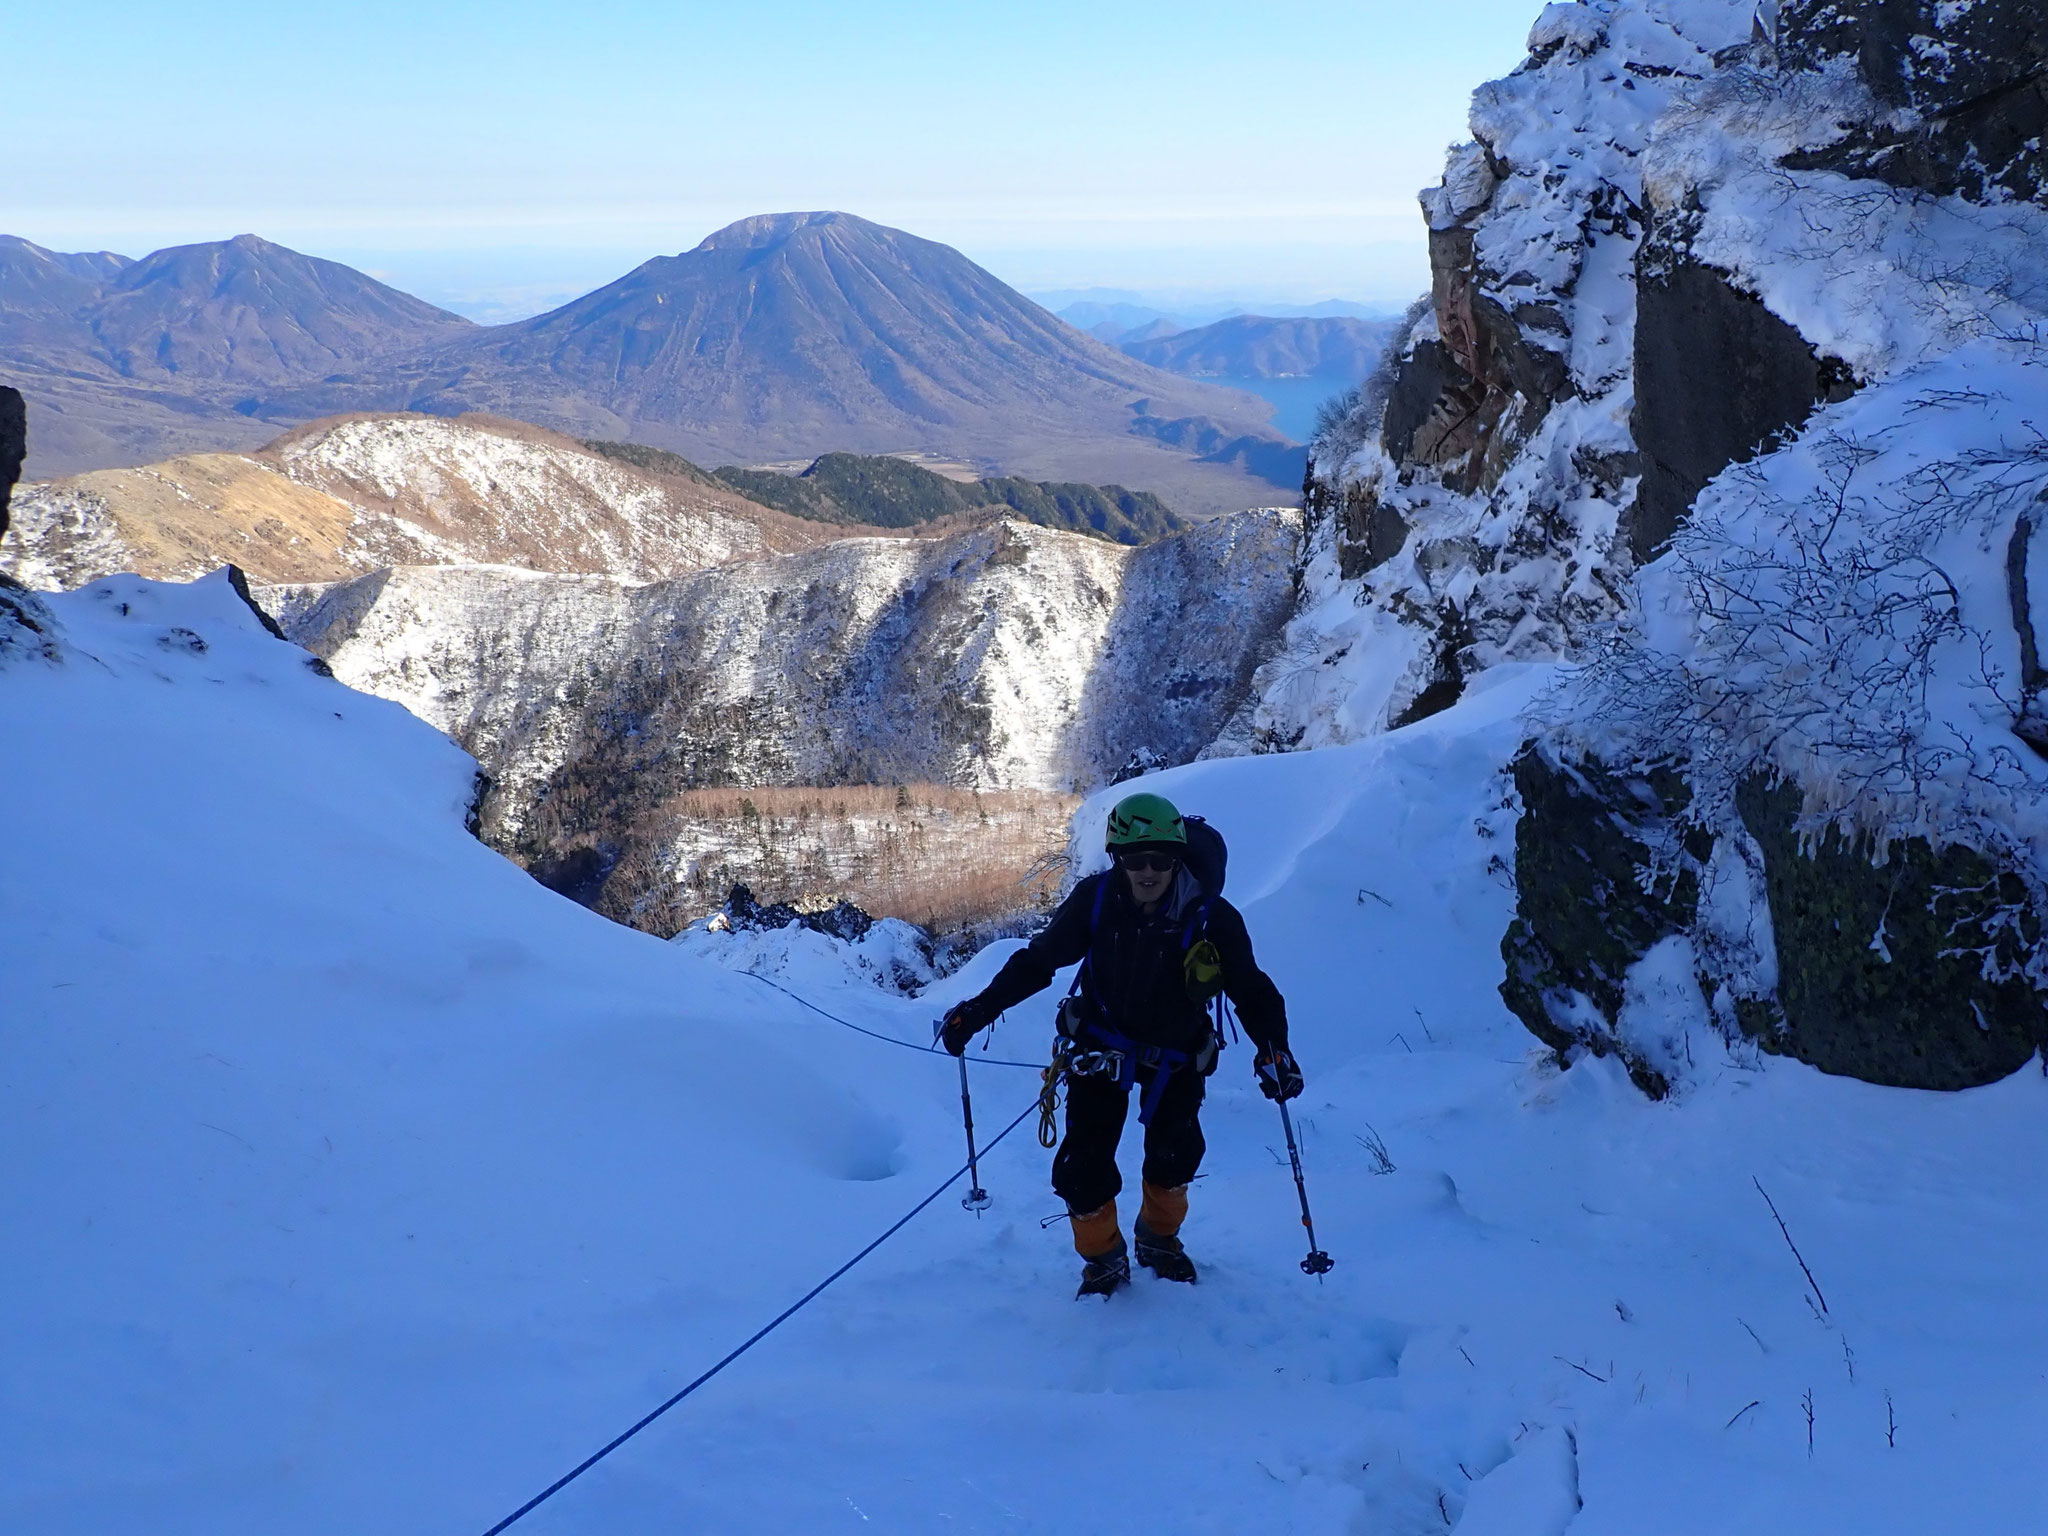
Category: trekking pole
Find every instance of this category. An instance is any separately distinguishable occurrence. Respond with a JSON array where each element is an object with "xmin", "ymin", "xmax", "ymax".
[
  {"xmin": 957, "ymin": 1056, "xmax": 992, "ymax": 1212},
  {"xmin": 1276, "ymin": 1099, "xmax": 1333, "ymax": 1276}
]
